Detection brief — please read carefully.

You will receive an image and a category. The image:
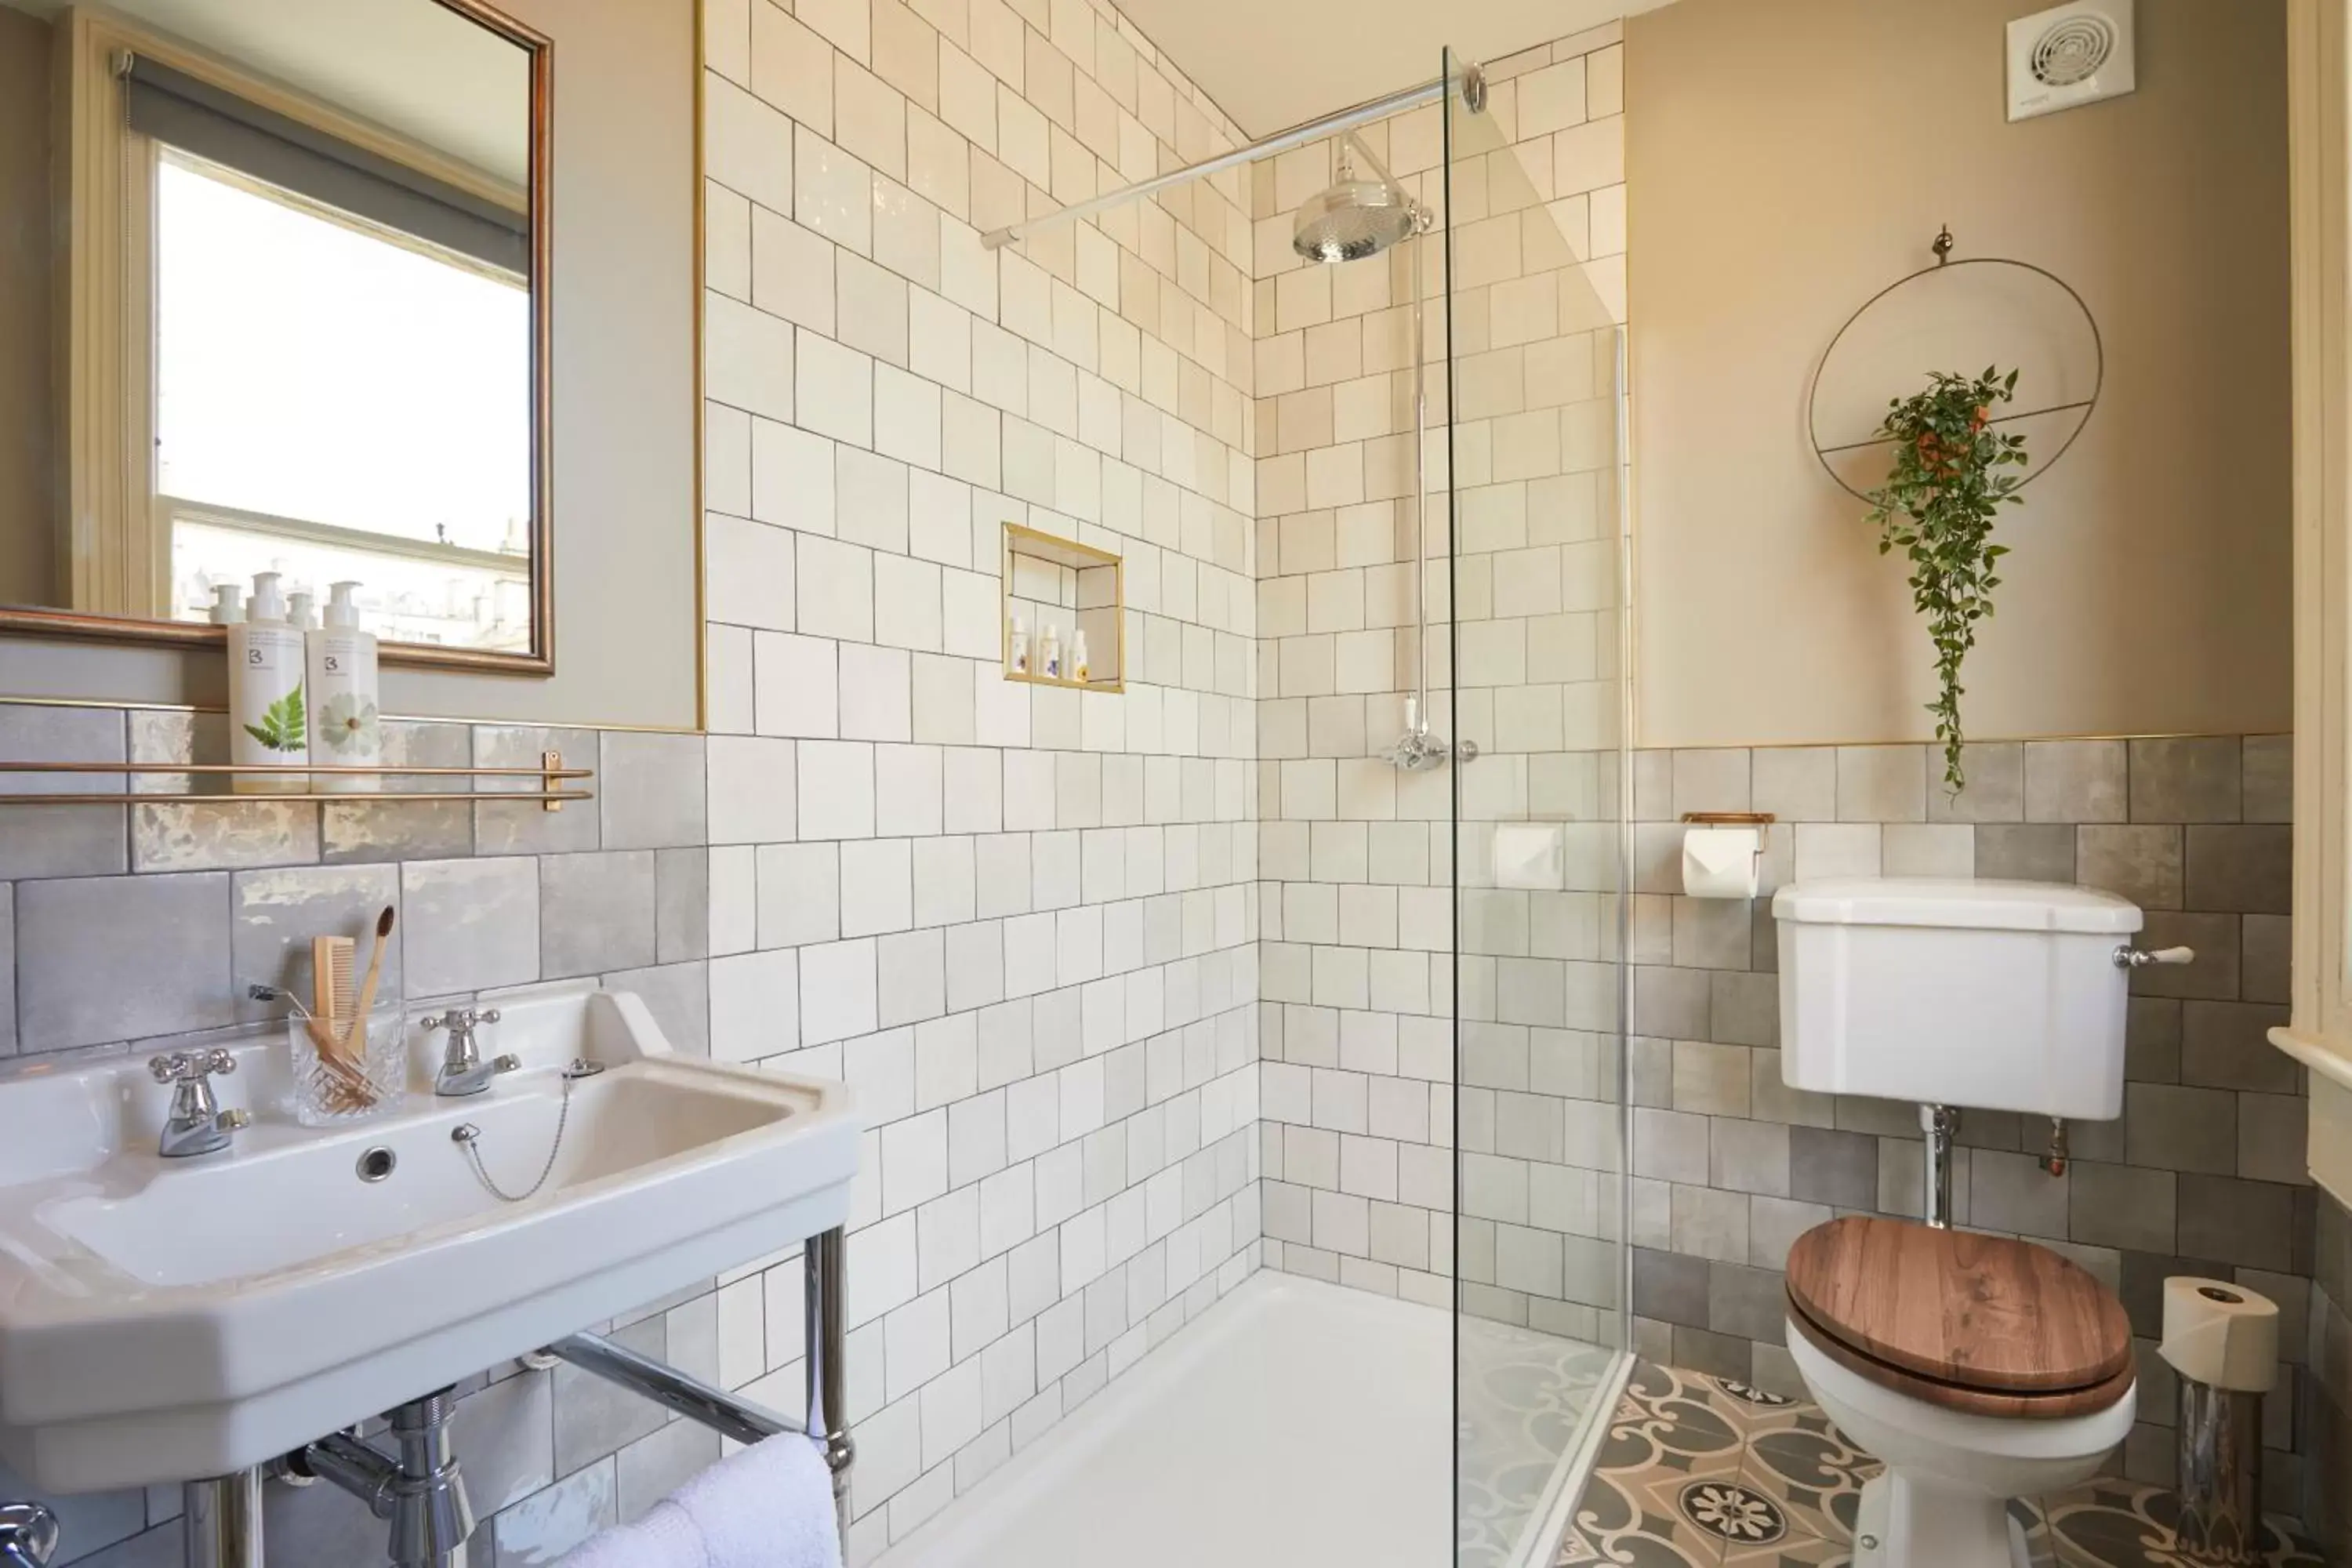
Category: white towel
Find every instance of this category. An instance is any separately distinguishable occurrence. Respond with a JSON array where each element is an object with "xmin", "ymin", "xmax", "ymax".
[{"xmin": 554, "ymin": 1435, "xmax": 842, "ymax": 1568}]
